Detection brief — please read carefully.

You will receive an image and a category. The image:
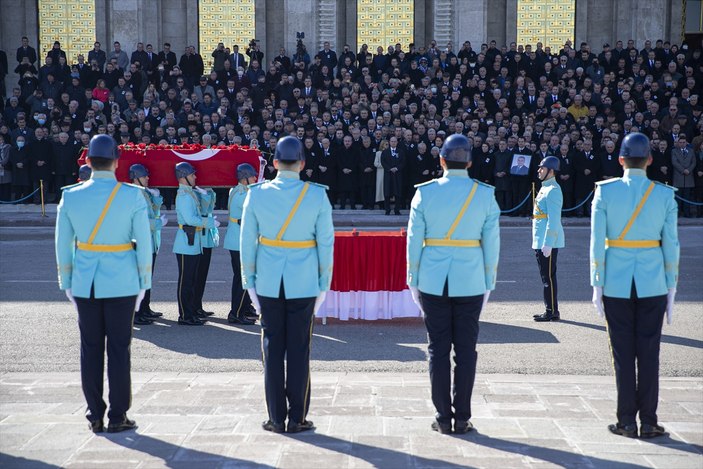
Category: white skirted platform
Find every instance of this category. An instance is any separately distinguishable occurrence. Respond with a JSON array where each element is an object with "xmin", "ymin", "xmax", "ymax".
[{"xmin": 316, "ymin": 290, "xmax": 421, "ymax": 320}]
